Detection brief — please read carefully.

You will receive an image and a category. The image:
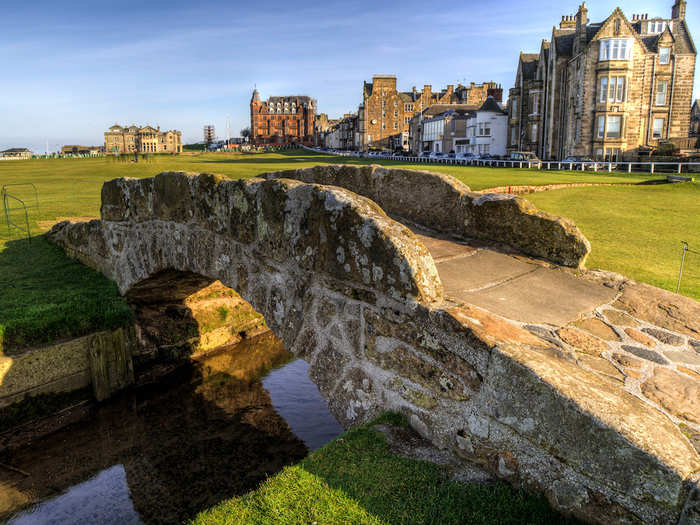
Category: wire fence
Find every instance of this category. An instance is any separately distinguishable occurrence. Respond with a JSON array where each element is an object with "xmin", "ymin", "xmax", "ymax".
[{"xmin": 677, "ymin": 242, "xmax": 700, "ymax": 294}]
